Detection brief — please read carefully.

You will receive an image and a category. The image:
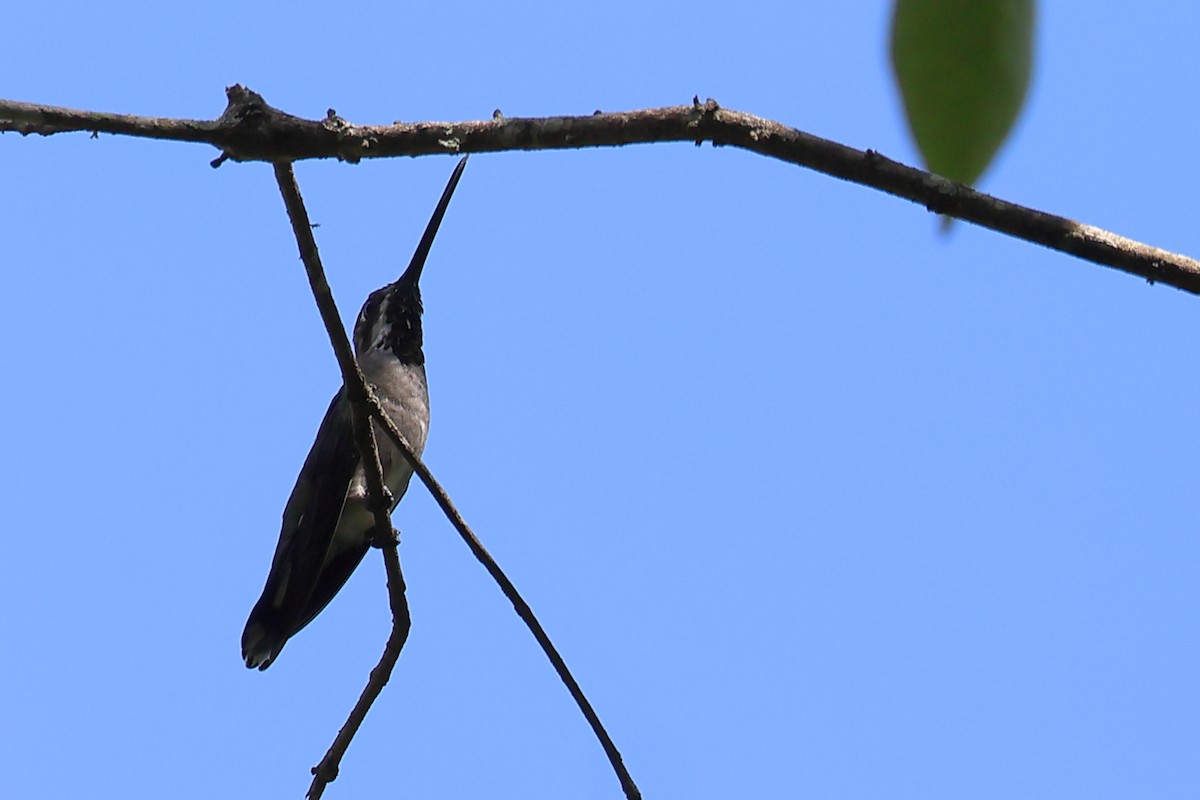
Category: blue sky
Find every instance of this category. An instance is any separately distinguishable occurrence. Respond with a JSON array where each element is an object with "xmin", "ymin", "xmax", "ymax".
[{"xmin": 4, "ymin": 3, "xmax": 1200, "ymax": 798}]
